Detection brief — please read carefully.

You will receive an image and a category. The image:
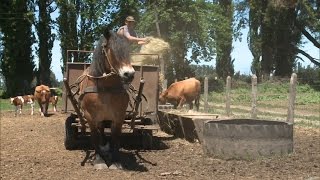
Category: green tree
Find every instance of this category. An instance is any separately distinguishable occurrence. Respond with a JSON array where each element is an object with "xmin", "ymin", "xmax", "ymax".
[
  {"xmin": 0, "ymin": 0, "xmax": 36, "ymax": 97},
  {"xmin": 248, "ymin": 0, "xmax": 319, "ymax": 79},
  {"xmin": 295, "ymin": 0, "xmax": 320, "ymax": 66},
  {"xmin": 214, "ymin": 0, "xmax": 234, "ymax": 80},
  {"xmin": 106, "ymin": 0, "xmax": 142, "ymax": 30},
  {"xmin": 35, "ymin": 0, "xmax": 55, "ymax": 86},
  {"xmin": 138, "ymin": 1, "xmax": 216, "ymax": 84},
  {"xmin": 56, "ymin": 0, "xmax": 79, "ymax": 73},
  {"xmin": 248, "ymin": 0, "xmax": 262, "ymax": 80},
  {"xmin": 56, "ymin": 0, "xmax": 110, "ymax": 73}
]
